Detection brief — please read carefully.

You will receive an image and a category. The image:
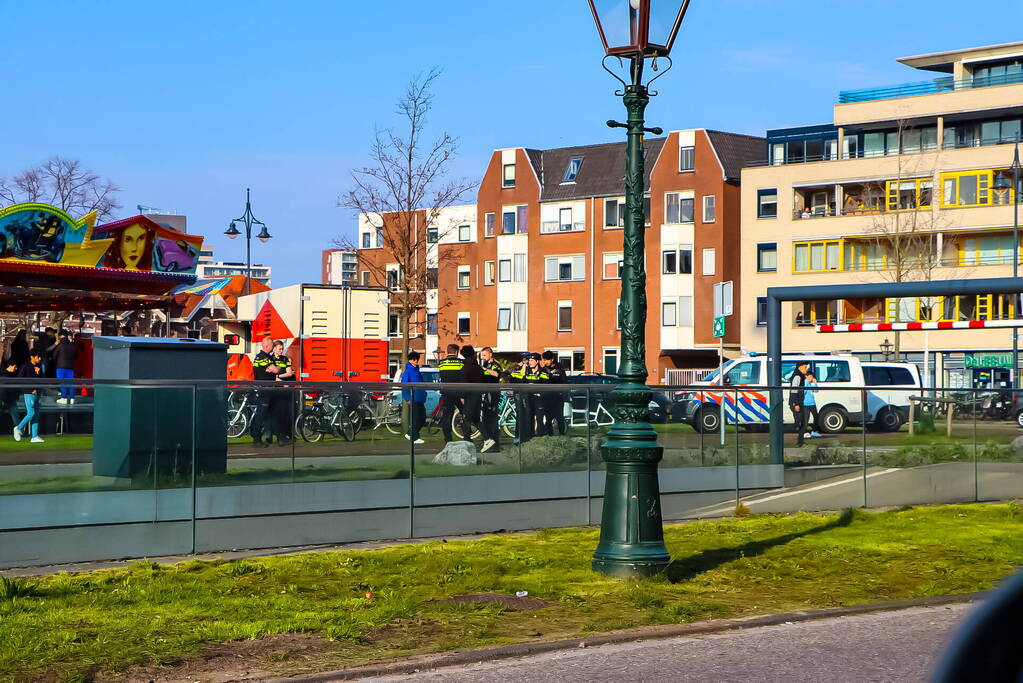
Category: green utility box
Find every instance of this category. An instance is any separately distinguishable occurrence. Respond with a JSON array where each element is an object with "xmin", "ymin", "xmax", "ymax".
[{"xmin": 92, "ymin": 337, "xmax": 228, "ymax": 479}]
